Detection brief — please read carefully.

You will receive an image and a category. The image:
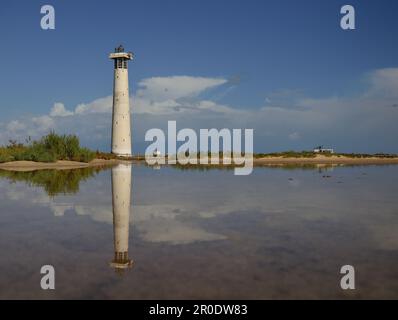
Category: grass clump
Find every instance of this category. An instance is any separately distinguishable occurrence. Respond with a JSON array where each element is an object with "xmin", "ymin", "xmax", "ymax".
[{"xmin": 0, "ymin": 132, "xmax": 96, "ymax": 163}]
